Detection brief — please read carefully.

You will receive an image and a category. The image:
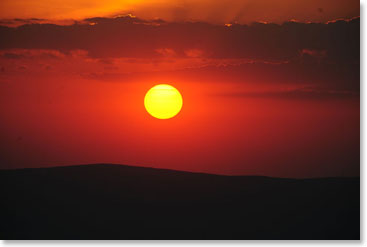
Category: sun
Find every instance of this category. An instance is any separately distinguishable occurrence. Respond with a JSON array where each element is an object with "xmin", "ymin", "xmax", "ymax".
[{"xmin": 144, "ymin": 84, "xmax": 183, "ymax": 119}]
